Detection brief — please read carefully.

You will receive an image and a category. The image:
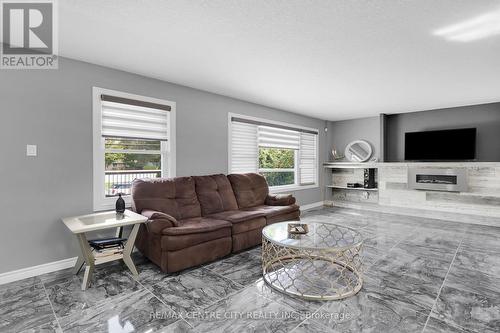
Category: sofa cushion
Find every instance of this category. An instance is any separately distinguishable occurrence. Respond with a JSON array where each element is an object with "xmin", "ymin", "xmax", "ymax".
[
  {"xmin": 207, "ymin": 210, "xmax": 266, "ymax": 235},
  {"xmin": 231, "ymin": 217, "xmax": 266, "ymax": 234},
  {"xmin": 162, "ymin": 217, "xmax": 232, "ymax": 236},
  {"xmin": 267, "ymin": 210, "xmax": 301, "ymax": 225},
  {"xmin": 242, "ymin": 204, "xmax": 300, "ymax": 218},
  {"xmin": 132, "ymin": 177, "xmax": 201, "ymax": 220},
  {"xmin": 265, "ymin": 194, "xmax": 296, "ymax": 206},
  {"xmin": 162, "ymin": 227, "xmax": 231, "ymax": 251},
  {"xmin": 227, "ymin": 173, "xmax": 269, "ymax": 208},
  {"xmin": 194, "ymin": 175, "xmax": 239, "ymax": 215},
  {"xmin": 207, "ymin": 210, "xmax": 265, "ymax": 223}
]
